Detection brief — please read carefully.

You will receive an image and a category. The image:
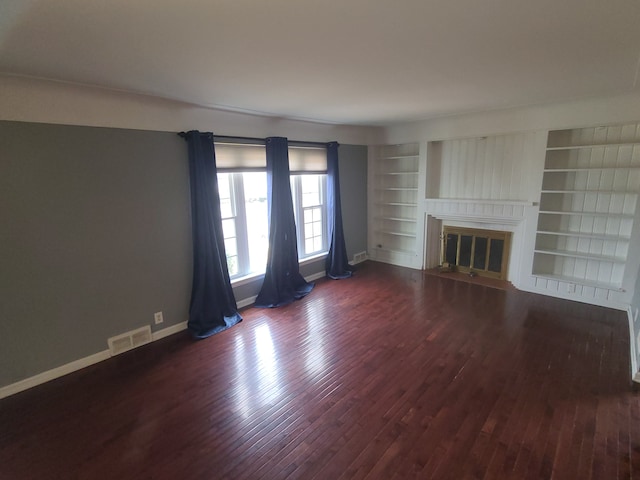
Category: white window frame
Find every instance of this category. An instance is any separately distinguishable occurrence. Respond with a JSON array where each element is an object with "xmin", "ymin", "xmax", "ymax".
[
  {"xmin": 216, "ymin": 141, "xmax": 329, "ymax": 279},
  {"xmin": 290, "ymin": 173, "xmax": 329, "ymax": 259},
  {"xmin": 218, "ymin": 172, "xmax": 254, "ymax": 279}
]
